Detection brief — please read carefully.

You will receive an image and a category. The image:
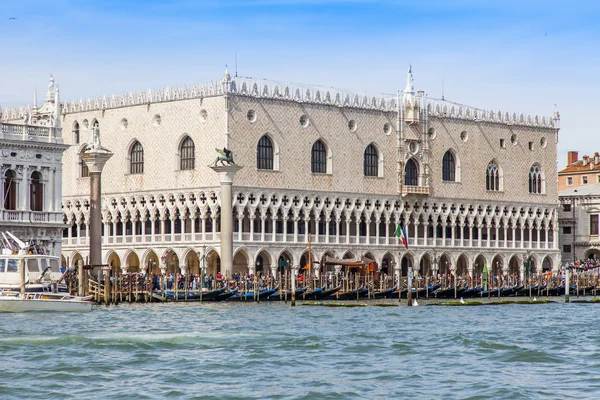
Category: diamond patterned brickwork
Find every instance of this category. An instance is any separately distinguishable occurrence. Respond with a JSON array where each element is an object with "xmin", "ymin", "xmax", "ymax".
[
  {"xmin": 229, "ymin": 95, "xmax": 398, "ymax": 194},
  {"xmin": 61, "ymin": 96, "xmax": 227, "ymax": 199},
  {"xmin": 427, "ymin": 117, "xmax": 558, "ymax": 205}
]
